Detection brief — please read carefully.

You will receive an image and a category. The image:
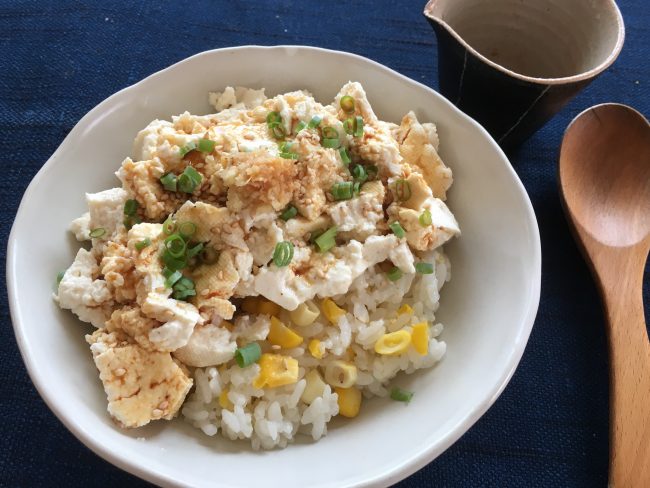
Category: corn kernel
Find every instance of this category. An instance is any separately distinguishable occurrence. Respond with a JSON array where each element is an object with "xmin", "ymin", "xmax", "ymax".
[
  {"xmin": 301, "ymin": 369, "xmax": 326, "ymax": 404},
  {"xmin": 218, "ymin": 389, "xmax": 233, "ymax": 410},
  {"xmin": 268, "ymin": 316, "xmax": 304, "ymax": 348},
  {"xmin": 374, "ymin": 330, "xmax": 411, "ymax": 355},
  {"xmin": 335, "ymin": 387, "xmax": 362, "ymax": 418},
  {"xmin": 254, "ymin": 353, "xmax": 299, "ymax": 389},
  {"xmin": 258, "ymin": 299, "xmax": 281, "ymax": 316},
  {"xmin": 324, "ymin": 360, "xmax": 358, "ymax": 388},
  {"xmin": 397, "ymin": 304, "xmax": 413, "ymax": 316},
  {"xmin": 290, "ymin": 300, "xmax": 320, "ymax": 326},
  {"xmin": 411, "ymin": 322, "xmax": 429, "ymax": 355},
  {"xmin": 308, "ymin": 339, "xmax": 324, "ymax": 359},
  {"xmin": 322, "ymin": 298, "xmax": 345, "ymax": 324}
]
